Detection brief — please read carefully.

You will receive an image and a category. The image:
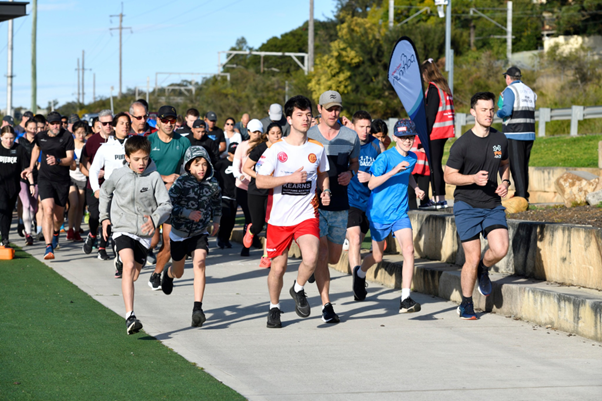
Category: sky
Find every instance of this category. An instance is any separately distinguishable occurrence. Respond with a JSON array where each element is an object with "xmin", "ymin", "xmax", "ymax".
[{"xmin": 0, "ymin": 0, "xmax": 337, "ymax": 113}]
